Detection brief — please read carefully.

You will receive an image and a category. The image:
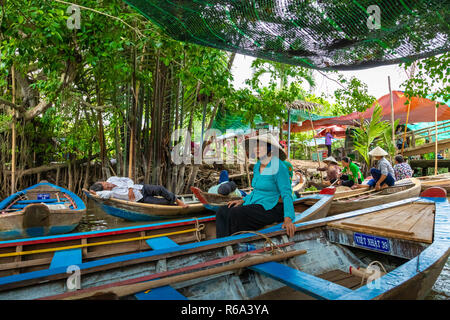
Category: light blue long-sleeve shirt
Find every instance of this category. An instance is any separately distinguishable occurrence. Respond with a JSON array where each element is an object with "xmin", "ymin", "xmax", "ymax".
[{"xmin": 243, "ymin": 156, "xmax": 295, "ymax": 222}]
